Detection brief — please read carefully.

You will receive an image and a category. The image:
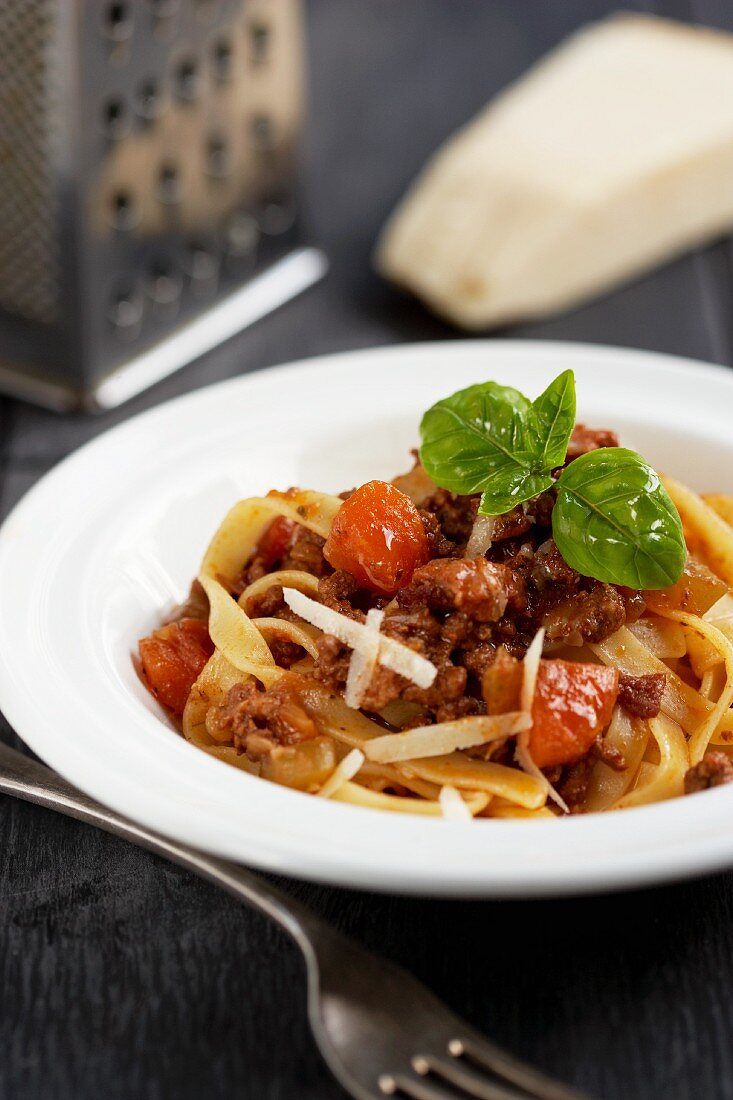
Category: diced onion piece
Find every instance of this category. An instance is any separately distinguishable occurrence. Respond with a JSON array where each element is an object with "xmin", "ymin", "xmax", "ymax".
[
  {"xmin": 465, "ymin": 515, "xmax": 496, "ymax": 558},
  {"xmin": 318, "ymin": 749, "xmax": 365, "ymax": 799},
  {"xmin": 364, "ymin": 712, "xmax": 530, "ymax": 764},
  {"xmin": 520, "ymin": 627, "xmax": 545, "ymax": 713},
  {"xmin": 282, "ymin": 587, "xmax": 437, "ymax": 689},
  {"xmin": 344, "ymin": 609, "xmax": 384, "ymax": 709},
  {"xmin": 590, "ymin": 627, "xmax": 713, "ymax": 732},
  {"xmin": 627, "ymin": 617, "xmax": 686, "ymax": 659},
  {"xmin": 439, "ymin": 785, "xmax": 473, "ymax": 822},
  {"xmin": 583, "ymin": 704, "xmax": 649, "ymax": 812},
  {"xmin": 706, "ymin": 593, "xmax": 733, "ymax": 623},
  {"xmin": 516, "ymin": 627, "xmax": 568, "ymax": 812}
]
